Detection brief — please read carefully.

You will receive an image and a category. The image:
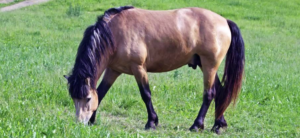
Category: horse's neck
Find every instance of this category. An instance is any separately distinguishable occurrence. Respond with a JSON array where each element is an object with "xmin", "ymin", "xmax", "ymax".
[{"xmin": 95, "ymin": 59, "xmax": 108, "ymax": 85}]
